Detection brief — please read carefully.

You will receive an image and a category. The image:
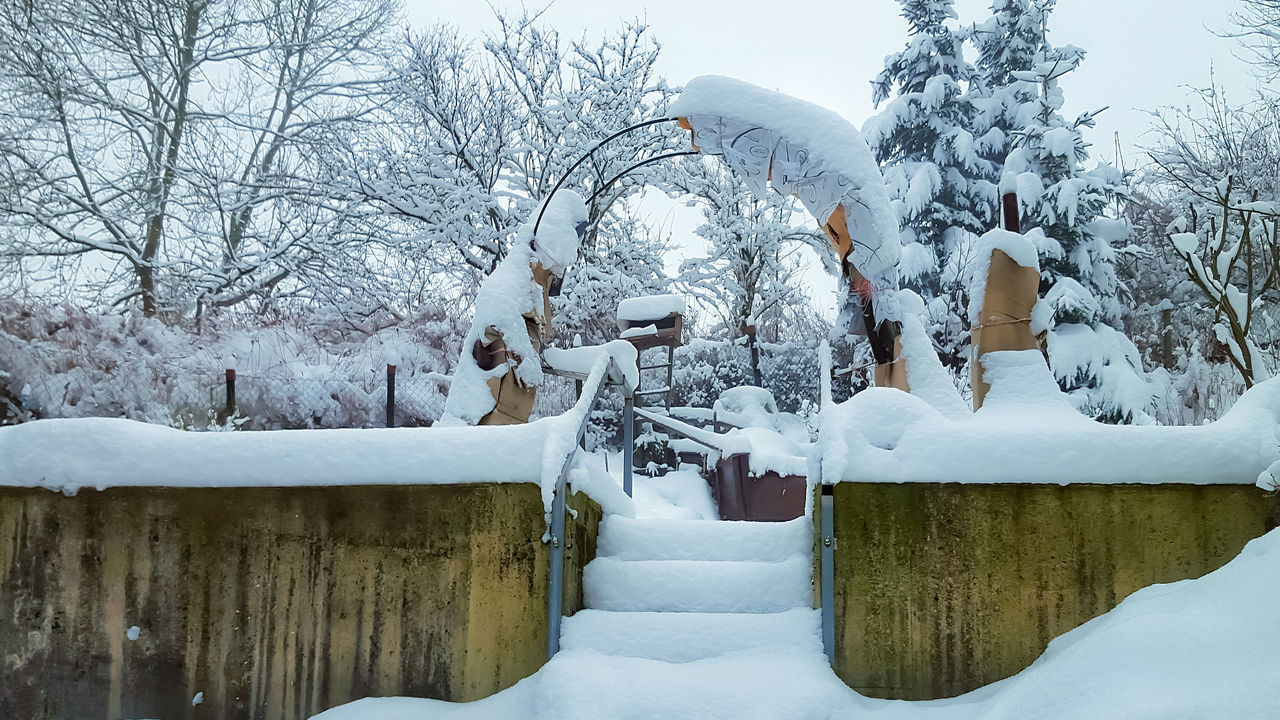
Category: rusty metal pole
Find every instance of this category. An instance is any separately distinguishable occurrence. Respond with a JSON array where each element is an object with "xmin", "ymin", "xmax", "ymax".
[
  {"xmin": 224, "ymin": 369, "xmax": 236, "ymax": 419},
  {"xmin": 386, "ymin": 364, "xmax": 396, "ymax": 428},
  {"xmin": 1001, "ymin": 192, "xmax": 1021, "ymax": 234}
]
